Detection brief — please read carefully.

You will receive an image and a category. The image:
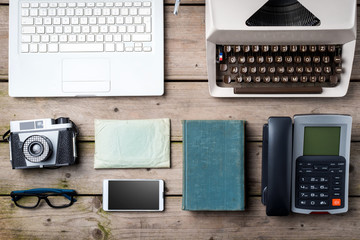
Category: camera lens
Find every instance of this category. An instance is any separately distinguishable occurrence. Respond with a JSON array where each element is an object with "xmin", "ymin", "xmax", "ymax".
[
  {"xmin": 22, "ymin": 135, "xmax": 53, "ymax": 163},
  {"xmin": 28, "ymin": 142, "xmax": 44, "ymax": 157}
]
